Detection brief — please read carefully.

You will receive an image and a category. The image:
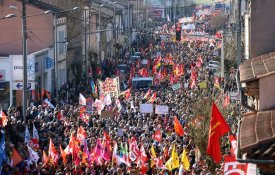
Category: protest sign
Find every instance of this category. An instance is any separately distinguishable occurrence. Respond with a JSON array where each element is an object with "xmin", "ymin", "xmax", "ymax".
[
  {"xmin": 140, "ymin": 104, "xmax": 153, "ymax": 113},
  {"xmin": 86, "ymin": 98, "xmax": 93, "ymax": 114},
  {"xmin": 172, "ymin": 83, "xmax": 181, "ymax": 91},
  {"xmin": 101, "ymin": 111, "xmax": 114, "ymax": 118},
  {"xmin": 155, "ymin": 105, "xmax": 169, "ymax": 114}
]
